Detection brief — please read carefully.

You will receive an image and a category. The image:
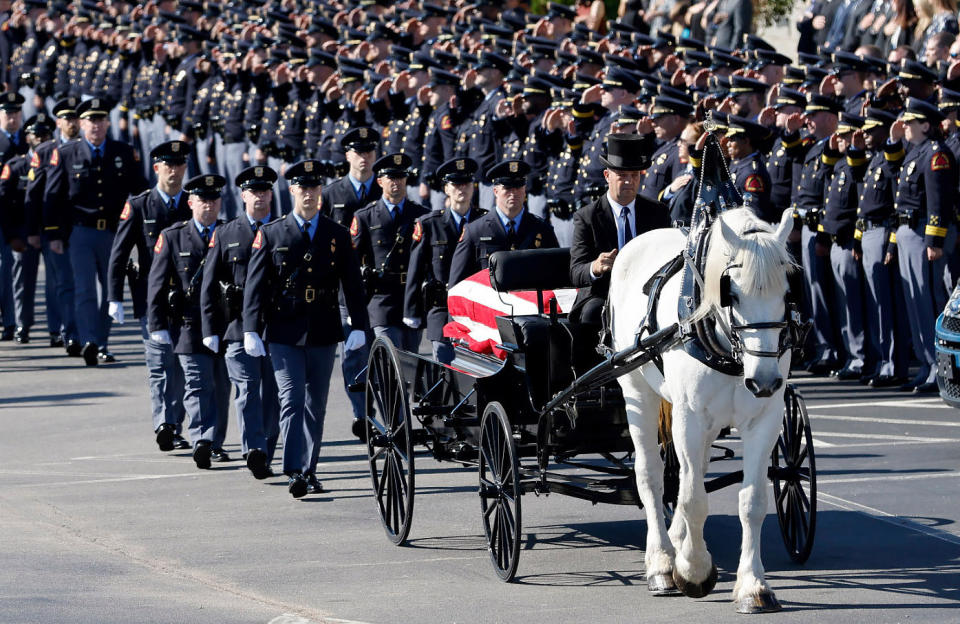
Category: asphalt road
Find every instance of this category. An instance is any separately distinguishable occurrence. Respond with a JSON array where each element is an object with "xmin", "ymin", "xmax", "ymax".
[{"xmin": 2, "ymin": 305, "xmax": 959, "ymax": 623}]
